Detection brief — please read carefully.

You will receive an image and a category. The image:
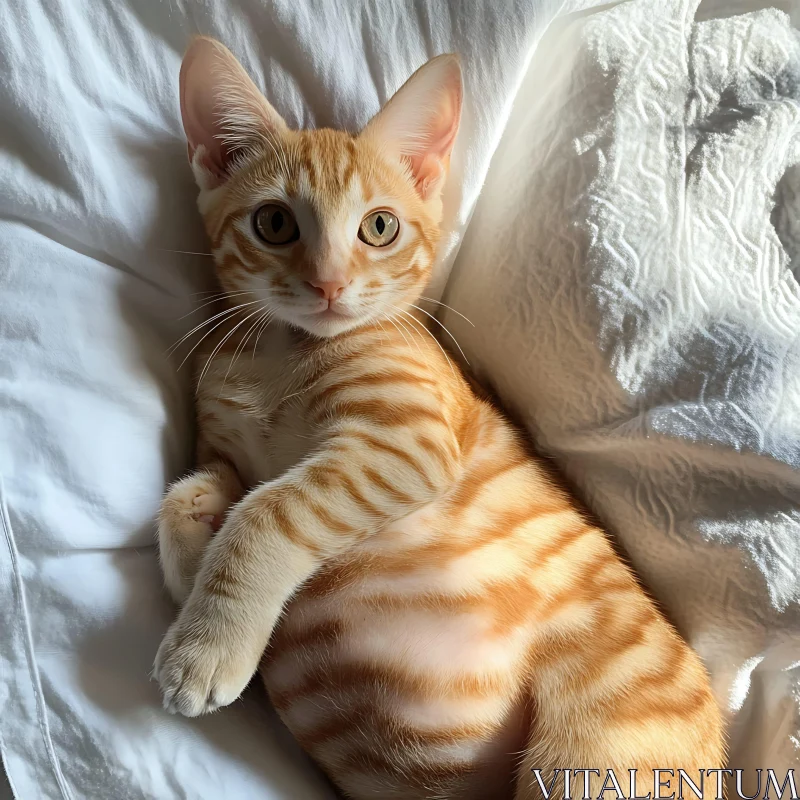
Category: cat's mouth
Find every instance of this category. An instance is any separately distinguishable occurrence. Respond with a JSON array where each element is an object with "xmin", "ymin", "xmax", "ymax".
[
  {"xmin": 289, "ymin": 304, "xmax": 367, "ymax": 338},
  {"xmin": 308, "ymin": 306, "xmax": 357, "ymax": 321}
]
